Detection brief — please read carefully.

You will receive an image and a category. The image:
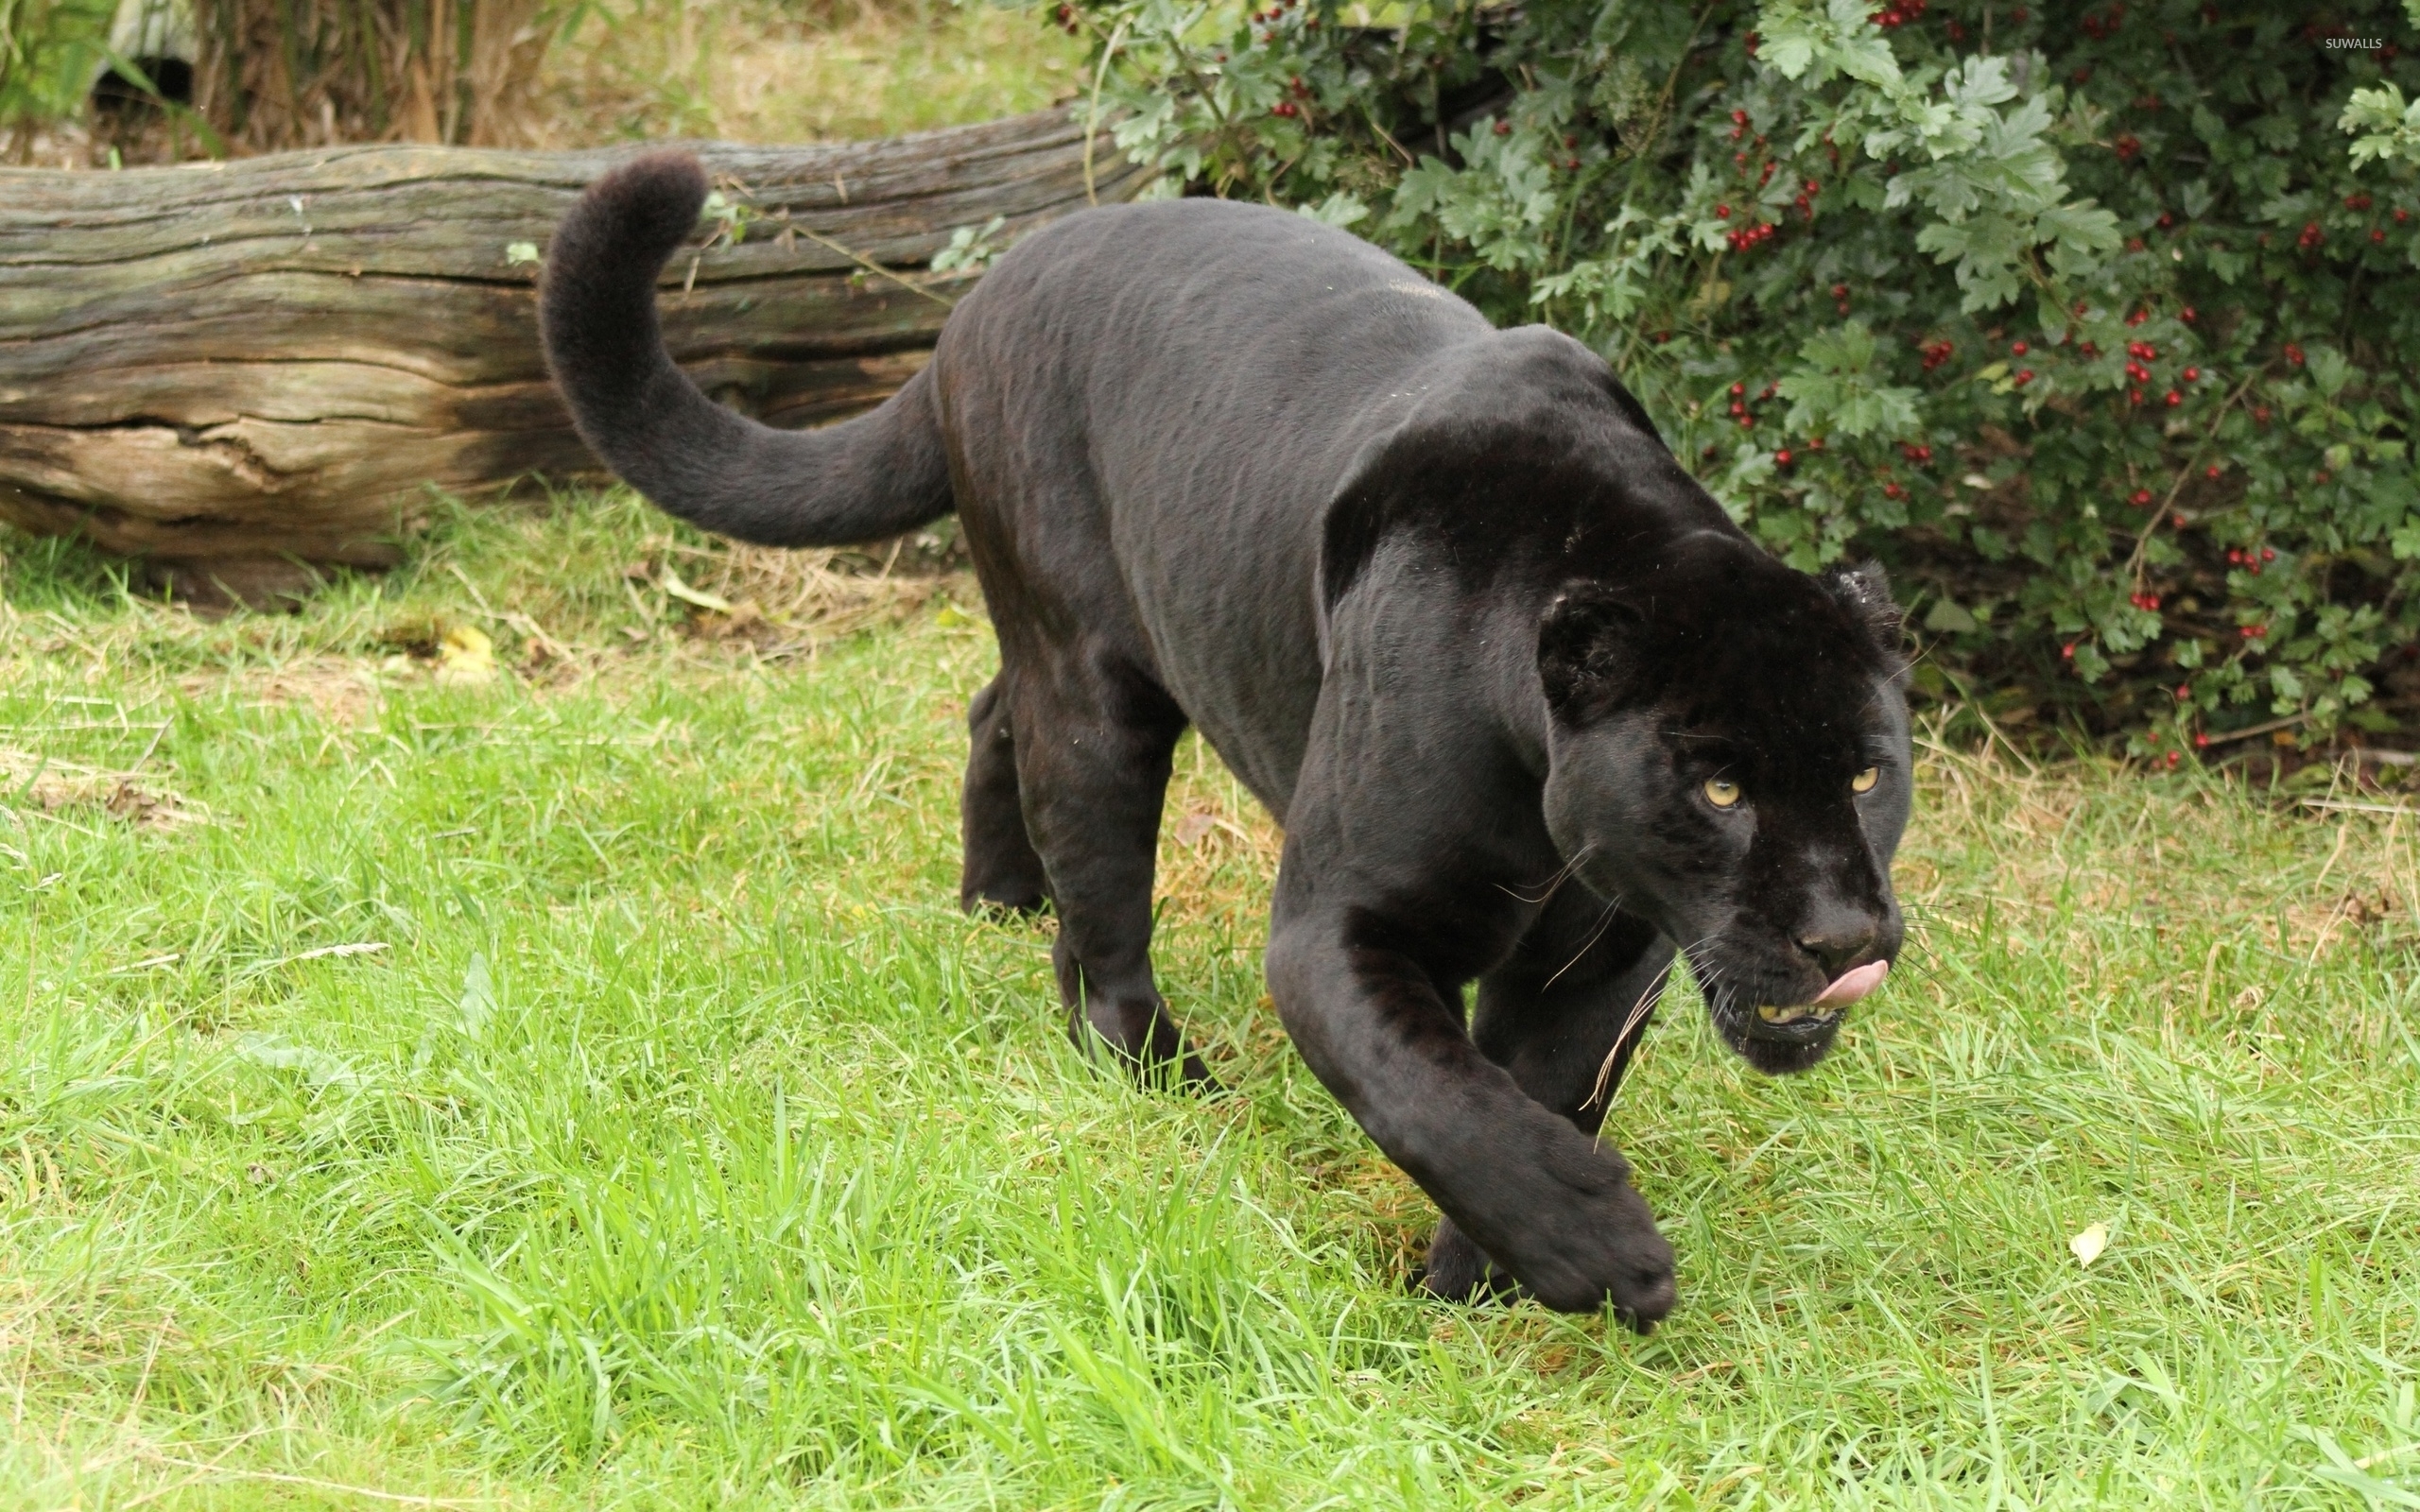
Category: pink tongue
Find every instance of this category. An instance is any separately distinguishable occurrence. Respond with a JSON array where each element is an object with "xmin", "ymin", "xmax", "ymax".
[{"xmin": 1812, "ymin": 959, "xmax": 1888, "ymax": 1009}]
